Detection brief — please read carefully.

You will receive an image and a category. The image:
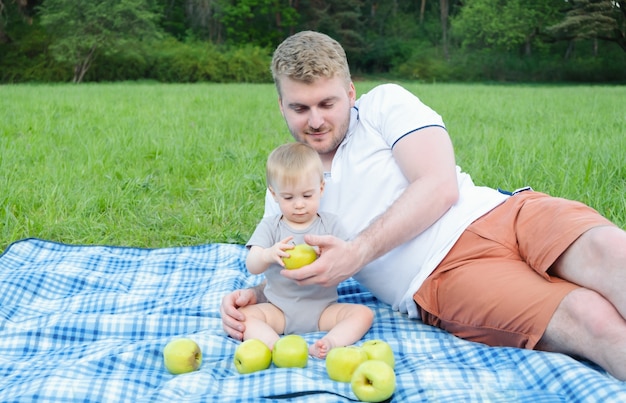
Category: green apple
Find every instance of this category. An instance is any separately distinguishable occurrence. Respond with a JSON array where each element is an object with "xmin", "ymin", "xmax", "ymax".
[
  {"xmin": 361, "ymin": 339, "xmax": 395, "ymax": 369},
  {"xmin": 325, "ymin": 345, "xmax": 368, "ymax": 383},
  {"xmin": 272, "ymin": 334, "xmax": 308, "ymax": 368},
  {"xmin": 282, "ymin": 244, "xmax": 317, "ymax": 270},
  {"xmin": 163, "ymin": 338, "xmax": 202, "ymax": 375},
  {"xmin": 233, "ymin": 339, "xmax": 272, "ymax": 374},
  {"xmin": 351, "ymin": 360, "xmax": 396, "ymax": 402}
]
